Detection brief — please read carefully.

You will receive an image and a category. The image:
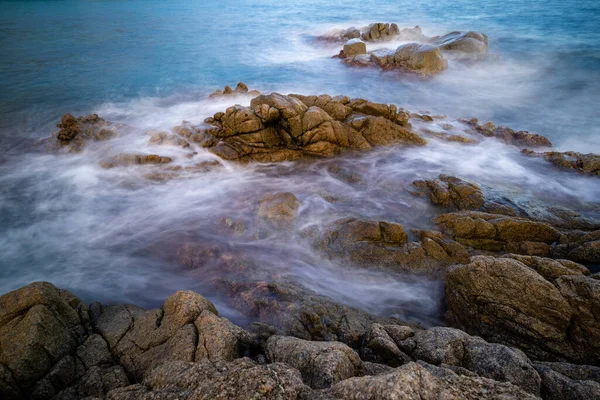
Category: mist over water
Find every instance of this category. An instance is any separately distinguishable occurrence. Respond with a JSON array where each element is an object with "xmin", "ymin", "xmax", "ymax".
[{"xmin": 1, "ymin": 0, "xmax": 599, "ymax": 326}]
